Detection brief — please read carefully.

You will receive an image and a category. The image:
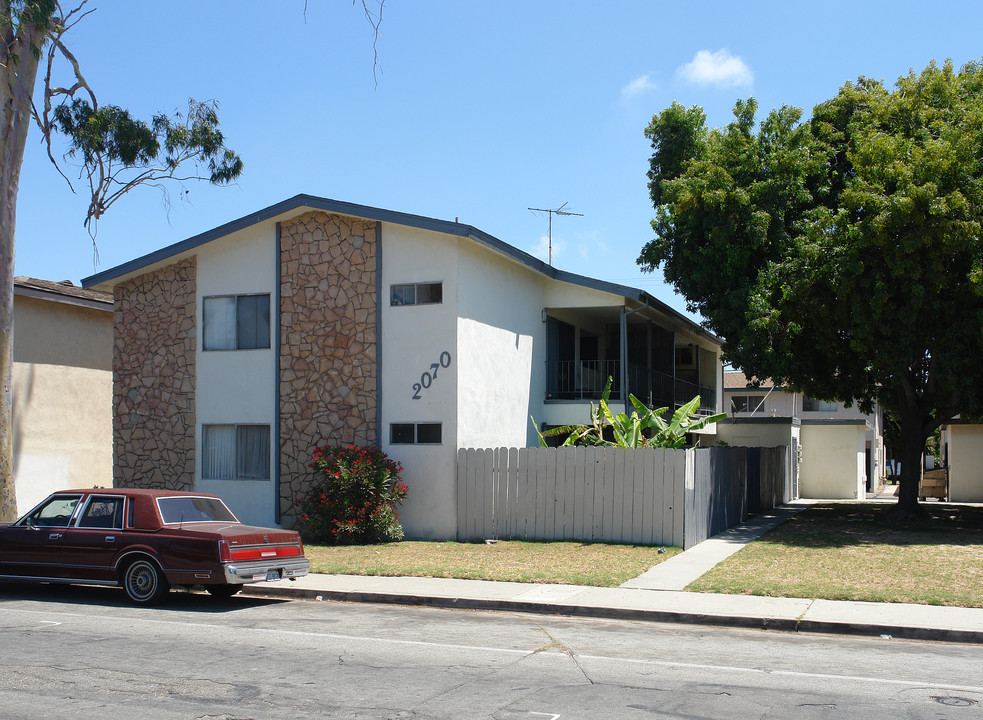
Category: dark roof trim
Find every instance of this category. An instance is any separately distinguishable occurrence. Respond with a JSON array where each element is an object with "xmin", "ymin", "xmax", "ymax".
[
  {"xmin": 80, "ymin": 194, "xmax": 717, "ymax": 341},
  {"xmin": 800, "ymin": 418, "xmax": 872, "ymax": 429},
  {"xmin": 719, "ymin": 416, "xmax": 801, "ymax": 426}
]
